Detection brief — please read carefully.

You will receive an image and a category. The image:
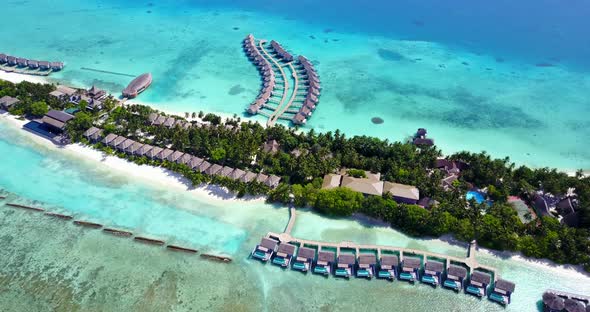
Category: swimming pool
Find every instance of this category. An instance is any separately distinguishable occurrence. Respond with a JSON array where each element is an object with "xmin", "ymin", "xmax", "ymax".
[{"xmin": 466, "ymin": 191, "xmax": 485, "ymax": 204}]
